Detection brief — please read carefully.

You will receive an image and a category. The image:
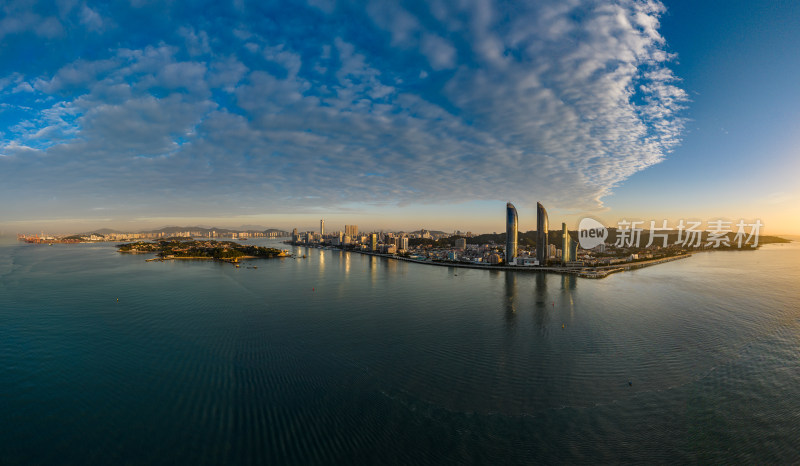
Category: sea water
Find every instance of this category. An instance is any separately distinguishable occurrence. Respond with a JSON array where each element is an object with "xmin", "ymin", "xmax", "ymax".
[{"xmin": 1, "ymin": 237, "xmax": 798, "ymax": 463}]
